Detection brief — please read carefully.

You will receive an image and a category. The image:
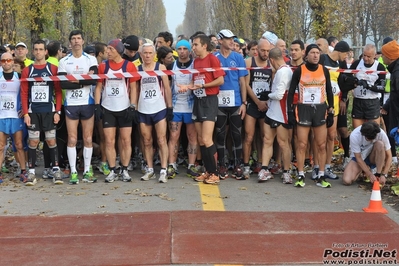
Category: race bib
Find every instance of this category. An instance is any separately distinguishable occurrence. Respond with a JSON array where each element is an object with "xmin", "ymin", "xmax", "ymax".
[
  {"xmin": 303, "ymin": 87, "xmax": 321, "ymax": 104},
  {"xmin": 218, "ymin": 90, "xmax": 235, "ymax": 107},
  {"xmin": 31, "ymin": 85, "xmax": 49, "ymax": 103},
  {"xmin": 331, "ymin": 81, "xmax": 340, "ymax": 96},
  {"xmin": 252, "ymin": 81, "xmax": 269, "ymax": 96},
  {"xmin": 354, "ymin": 86, "xmax": 368, "ymax": 98},
  {"xmin": 0, "ymin": 94, "xmax": 16, "ymax": 111},
  {"xmin": 105, "ymin": 79, "xmax": 124, "ymax": 98},
  {"xmin": 69, "ymin": 89, "xmax": 84, "ymax": 99},
  {"xmin": 142, "ymin": 83, "xmax": 158, "ymax": 100},
  {"xmin": 193, "ymin": 88, "xmax": 207, "ymax": 98}
]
